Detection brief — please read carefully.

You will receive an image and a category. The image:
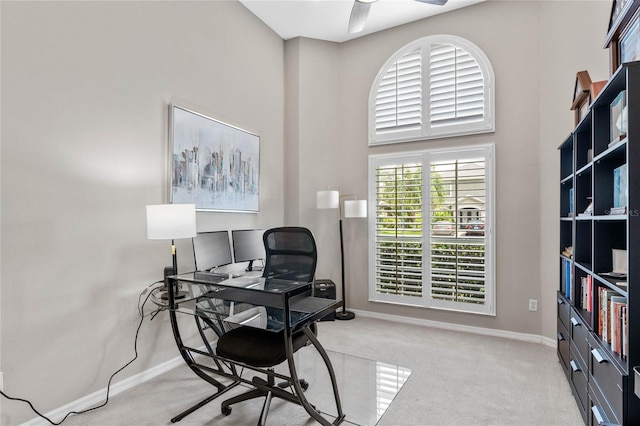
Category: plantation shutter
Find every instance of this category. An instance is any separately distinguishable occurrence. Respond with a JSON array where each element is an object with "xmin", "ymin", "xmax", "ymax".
[
  {"xmin": 373, "ymin": 160, "xmax": 423, "ymax": 298},
  {"xmin": 369, "ymin": 146, "xmax": 494, "ymax": 315},
  {"xmin": 369, "ymin": 35, "xmax": 493, "ymax": 145},
  {"xmin": 429, "ymin": 155, "xmax": 487, "ymax": 306},
  {"xmin": 429, "ymin": 43, "xmax": 485, "ymax": 127},
  {"xmin": 374, "ymin": 49, "xmax": 422, "ymax": 133}
]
